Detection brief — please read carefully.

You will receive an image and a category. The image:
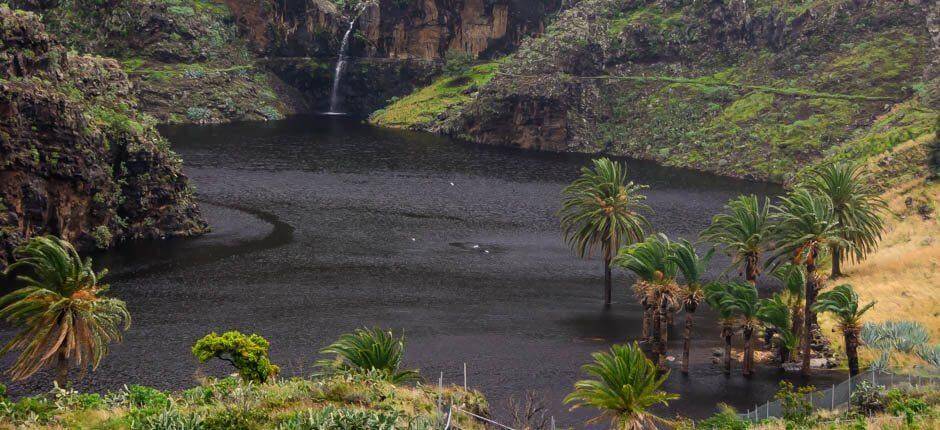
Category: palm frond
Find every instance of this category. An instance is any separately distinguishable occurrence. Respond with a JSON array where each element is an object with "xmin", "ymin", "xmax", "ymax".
[
  {"xmin": 812, "ymin": 284, "xmax": 875, "ymax": 331},
  {"xmin": 700, "ymin": 195, "xmax": 771, "ymax": 279},
  {"xmin": 318, "ymin": 328, "xmax": 419, "ymax": 384}
]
